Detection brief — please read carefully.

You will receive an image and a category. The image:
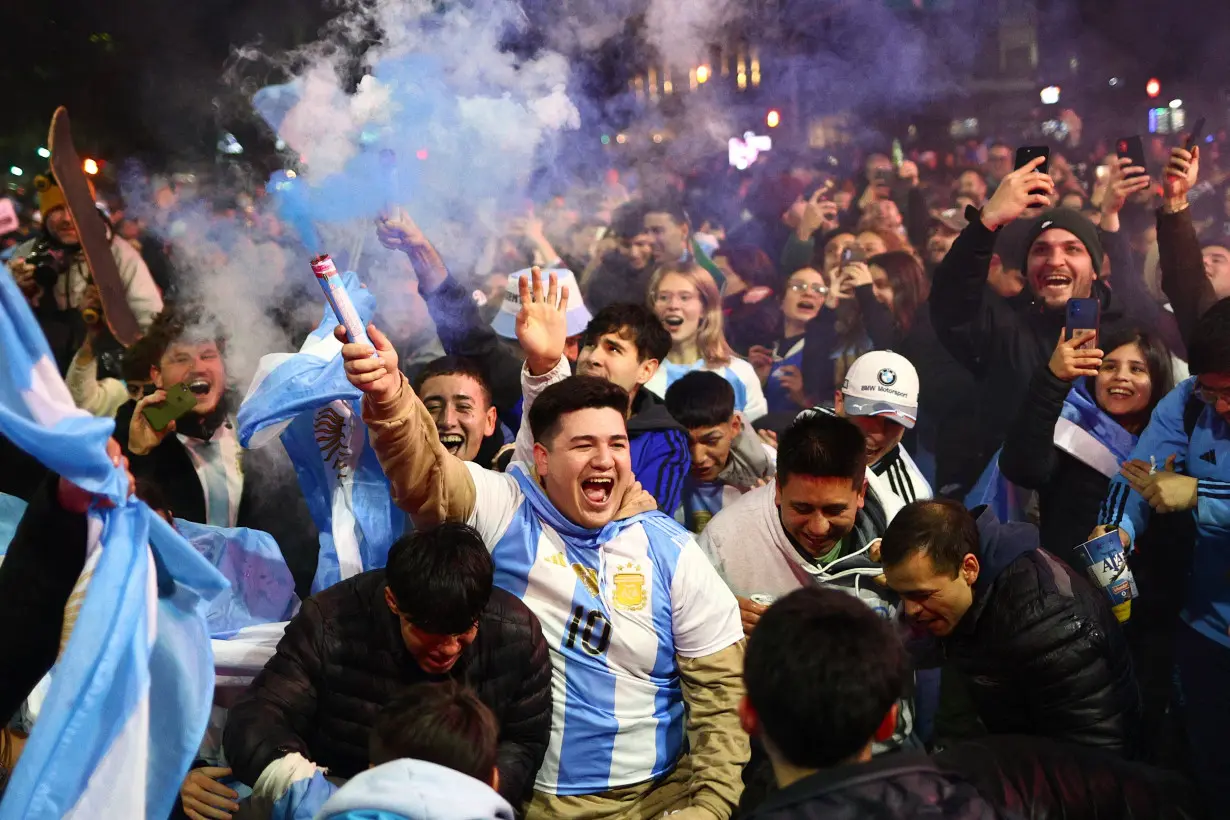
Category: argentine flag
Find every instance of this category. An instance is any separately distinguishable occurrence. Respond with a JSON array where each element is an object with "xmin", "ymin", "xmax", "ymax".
[
  {"xmin": 238, "ymin": 271, "xmax": 403, "ymax": 594},
  {"xmin": 0, "ymin": 268, "xmax": 228, "ymax": 818}
]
